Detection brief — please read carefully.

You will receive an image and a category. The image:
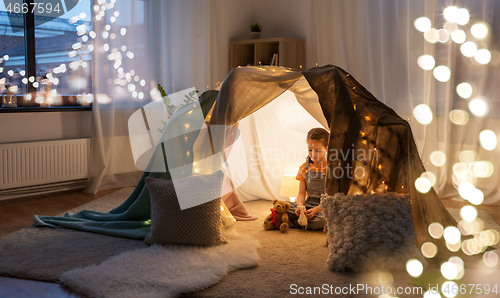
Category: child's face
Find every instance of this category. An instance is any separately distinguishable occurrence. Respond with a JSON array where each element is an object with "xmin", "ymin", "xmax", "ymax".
[{"xmin": 307, "ymin": 139, "xmax": 327, "ymax": 164}]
